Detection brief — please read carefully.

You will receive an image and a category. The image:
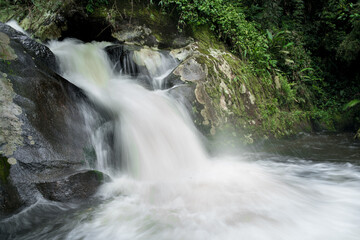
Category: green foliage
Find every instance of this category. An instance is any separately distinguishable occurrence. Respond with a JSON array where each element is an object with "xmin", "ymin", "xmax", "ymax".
[
  {"xmin": 86, "ymin": 0, "xmax": 108, "ymax": 13},
  {"xmin": 237, "ymin": 0, "xmax": 360, "ymax": 130},
  {"xmin": 156, "ymin": 0, "xmax": 320, "ymax": 110},
  {"xmin": 158, "ymin": 0, "xmax": 269, "ymax": 69},
  {"xmin": 343, "ymin": 99, "xmax": 360, "ymax": 110}
]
